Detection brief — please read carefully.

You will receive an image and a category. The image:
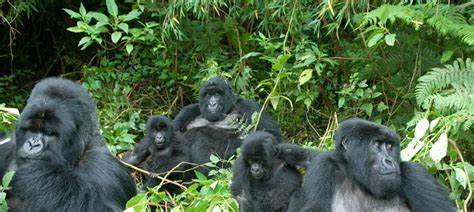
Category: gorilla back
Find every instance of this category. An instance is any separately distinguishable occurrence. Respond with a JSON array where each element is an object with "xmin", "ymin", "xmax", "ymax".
[{"xmin": 9, "ymin": 78, "xmax": 136, "ymax": 211}]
